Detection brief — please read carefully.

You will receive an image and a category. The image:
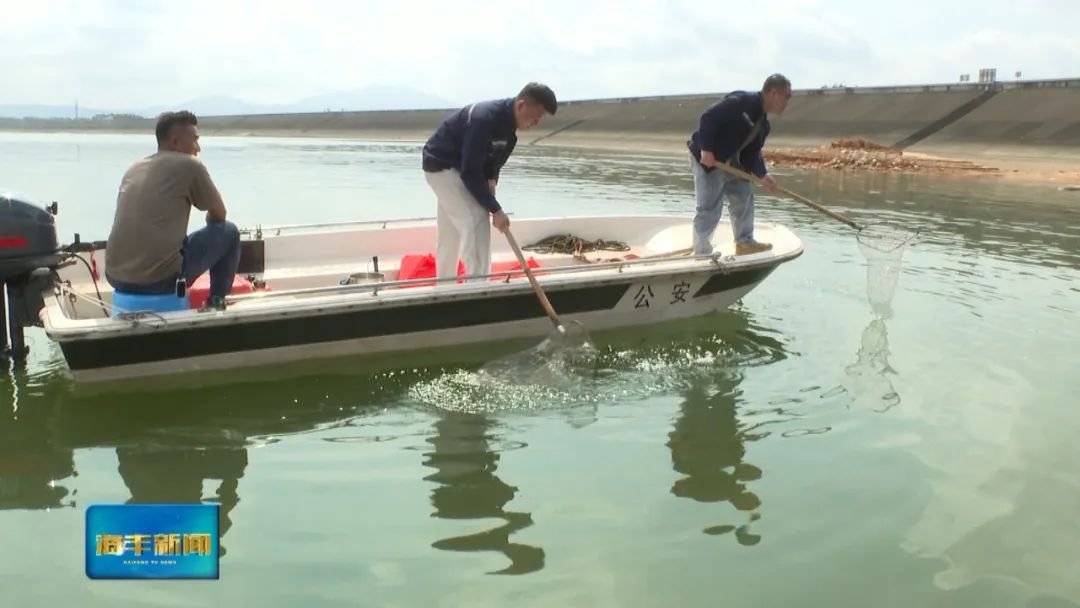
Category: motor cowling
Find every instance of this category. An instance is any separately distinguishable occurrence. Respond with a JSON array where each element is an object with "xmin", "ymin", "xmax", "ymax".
[
  {"xmin": 0, "ymin": 192, "xmax": 62, "ymax": 283},
  {"xmin": 2, "ymin": 192, "xmax": 64, "ymax": 364}
]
